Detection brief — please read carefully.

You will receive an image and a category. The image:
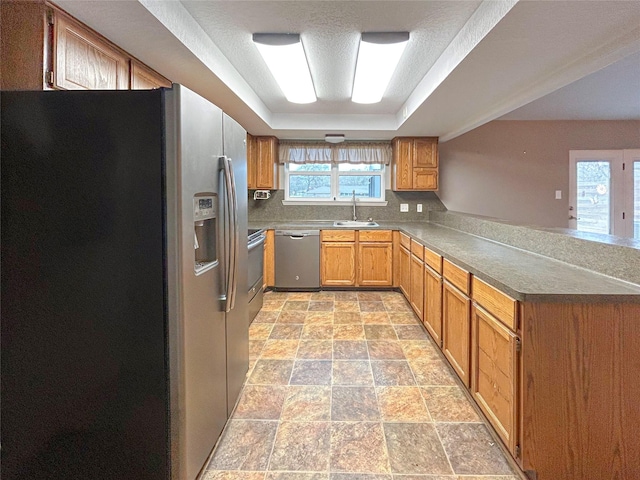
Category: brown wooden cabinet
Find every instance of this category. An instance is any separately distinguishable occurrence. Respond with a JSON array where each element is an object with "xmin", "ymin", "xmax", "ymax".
[
  {"xmin": 391, "ymin": 137, "xmax": 438, "ymax": 191},
  {"xmin": 321, "ymin": 229, "xmax": 393, "ymax": 287},
  {"xmin": 248, "ymin": 135, "xmax": 278, "ymax": 190},
  {"xmin": 424, "ymin": 264, "xmax": 443, "ymax": 347},
  {"xmin": 1, "ymin": 2, "xmax": 170, "ymax": 91},
  {"xmin": 442, "ymin": 259, "xmax": 472, "ymax": 386},
  {"xmin": 358, "ymin": 230, "xmax": 393, "ymax": 287},
  {"xmin": 398, "ymin": 244, "xmax": 411, "ymax": 298},
  {"xmin": 409, "ymin": 241, "xmax": 425, "ymax": 320},
  {"xmin": 471, "ymin": 304, "xmax": 519, "ymax": 455},
  {"xmin": 518, "ymin": 301, "xmax": 640, "ymax": 480},
  {"xmin": 53, "ymin": 11, "xmax": 130, "ymax": 90},
  {"xmin": 442, "ymin": 280, "xmax": 471, "ymax": 386},
  {"xmin": 131, "ymin": 59, "xmax": 171, "ymax": 90},
  {"xmin": 263, "ymin": 229, "xmax": 275, "ymax": 289},
  {"xmin": 321, "ymin": 230, "xmax": 356, "ymax": 286}
]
